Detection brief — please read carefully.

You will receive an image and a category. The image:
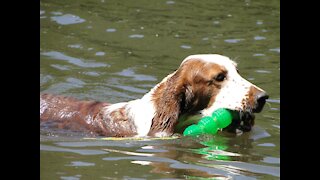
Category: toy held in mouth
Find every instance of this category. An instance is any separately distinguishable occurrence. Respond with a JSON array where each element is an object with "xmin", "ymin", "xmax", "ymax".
[{"xmin": 183, "ymin": 108, "xmax": 237, "ymax": 136}]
